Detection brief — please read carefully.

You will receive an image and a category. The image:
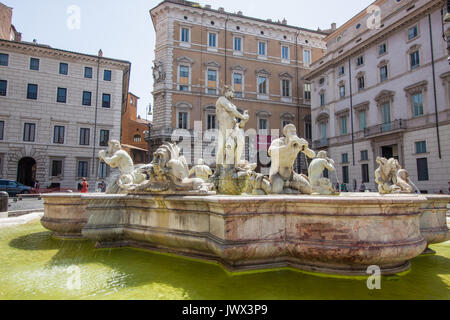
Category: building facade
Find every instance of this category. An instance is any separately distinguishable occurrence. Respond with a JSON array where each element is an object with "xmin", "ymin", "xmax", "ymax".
[
  {"xmin": 149, "ymin": 0, "xmax": 329, "ymax": 171},
  {"xmin": 121, "ymin": 92, "xmax": 150, "ymax": 164},
  {"xmin": 0, "ymin": 39, "xmax": 131, "ymax": 190},
  {"xmin": 0, "ymin": 3, "xmax": 21, "ymax": 42},
  {"xmin": 306, "ymin": 0, "xmax": 450, "ymax": 193}
]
